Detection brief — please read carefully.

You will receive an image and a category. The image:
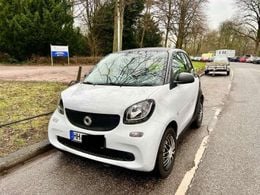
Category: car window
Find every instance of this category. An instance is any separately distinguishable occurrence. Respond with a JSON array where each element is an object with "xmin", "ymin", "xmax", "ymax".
[
  {"xmin": 181, "ymin": 52, "xmax": 193, "ymax": 71},
  {"xmin": 171, "ymin": 52, "xmax": 189, "ymax": 73},
  {"xmin": 213, "ymin": 57, "xmax": 228, "ymax": 63},
  {"xmin": 84, "ymin": 51, "xmax": 168, "ymax": 86},
  {"xmin": 178, "ymin": 52, "xmax": 193, "ymax": 72}
]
